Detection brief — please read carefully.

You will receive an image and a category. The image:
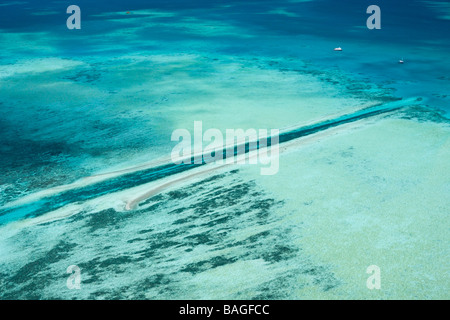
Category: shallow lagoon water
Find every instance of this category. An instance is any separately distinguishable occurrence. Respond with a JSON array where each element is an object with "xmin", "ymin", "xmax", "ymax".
[{"xmin": 0, "ymin": 0, "xmax": 449, "ymax": 299}]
